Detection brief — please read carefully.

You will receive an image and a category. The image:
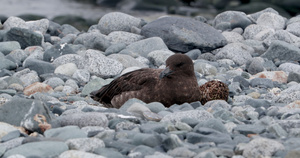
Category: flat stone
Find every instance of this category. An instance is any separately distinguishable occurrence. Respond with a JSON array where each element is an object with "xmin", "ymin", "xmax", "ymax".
[
  {"xmin": 73, "ymin": 31, "xmax": 111, "ymax": 51},
  {"xmin": 66, "ymin": 137, "xmax": 105, "ymax": 152},
  {"xmin": 0, "ymin": 41, "xmax": 21, "ymax": 55},
  {"xmin": 106, "ymin": 31, "xmax": 144, "ymax": 45},
  {"xmin": 23, "ymin": 58, "xmax": 55, "ymax": 75},
  {"xmin": 261, "ymin": 40, "xmax": 300, "ymax": 61},
  {"xmin": 147, "ymin": 50, "xmax": 174, "ymax": 67},
  {"xmin": 3, "ymin": 141, "xmax": 68, "ymax": 158},
  {"xmin": 44, "ymin": 126, "xmax": 87, "ymax": 141},
  {"xmin": 214, "ymin": 11, "xmax": 252, "ymax": 30},
  {"xmin": 59, "ymin": 150, "xmax": 106, "ymax": 158},
  {"xmin": 54, "ymin": 63, "xmax": 78, "ymax": 76},
  {"xmin": 98, "ymin": 12, "xmax": 142, "ymax": 35},
  {"xmin": 141, "ymin": 16, "xmax": 227, "ymax": 53}
]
